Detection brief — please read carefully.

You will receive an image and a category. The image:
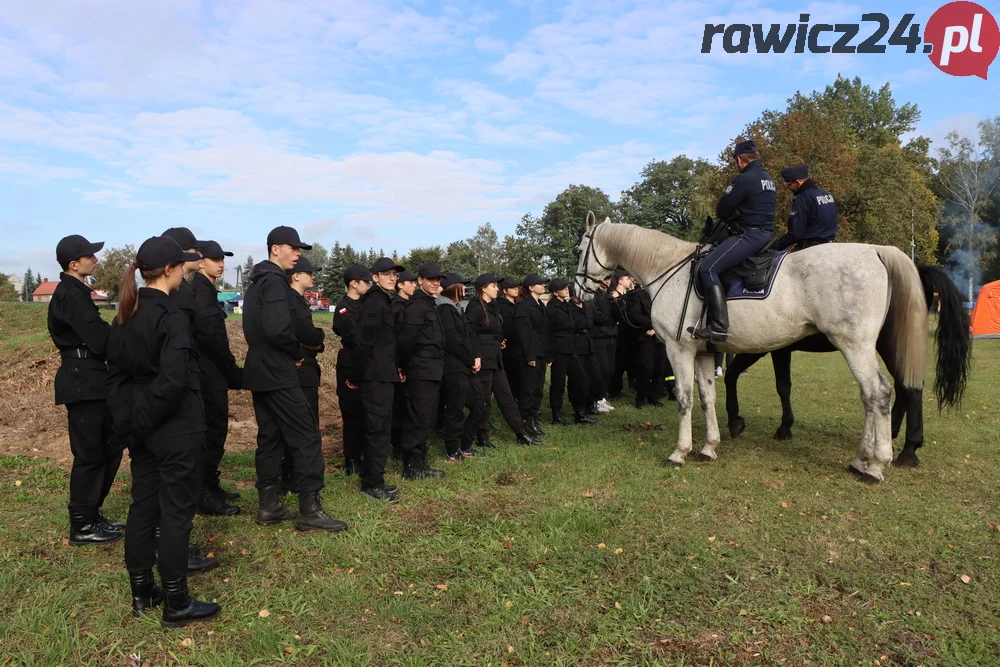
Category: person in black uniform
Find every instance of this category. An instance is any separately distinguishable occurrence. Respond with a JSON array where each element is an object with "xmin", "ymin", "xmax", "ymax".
[
  {"xmin": 396, "ymin": 263, "xmax": 447, "ymax": 479},
  {"xmin": 774, "ymin": 164, "xmax": 838, "ymax": 251},
  {"xmin": 547, "ymin": 280, "xmax": 598, "ymax": 425},
  {"xmin": 243, "ymin": 226, "xmax": 346, "ymax": 533},
  {"xmin": 332, "ymin": 264, "xmax": 371, "ymax": 477},
  {"xmin": 48, "ymin": 235, "xmax": 123, "ymax": 546},
  {"xmin": 513, "ymin": 273, "xmax": 550, "ymax": 437},
  {"xmin": 690, "ymin": 140, "xmax": 776, "ymax": 342},
  {"xmin": 588, "ymin": 275, "xmax": 618, "ymax": 413},
  {"xmin": 496, "ymin": 277, "xmax": 521, "ymax": 404},
  {"xmin": 190, "ymin": 240, "xmax": 243, "ymax": 517},
  {"xmin": 286, "ymin": 256, "xmax": 325, "ymax": 428},
  {"xmin": 107, "ymin": 235, "xmax": 219, "ymax": 627},
  {"xmin": 436, "ymin": 273, "xmax": 487, "ymax": 461},
  {"xmin": 627, "ymin": 284, "xmax": 666, "ymax": 409},
  {"xmin": 350, "ymin": 257, "xmax": 405, "ymax": 502},
  {"xmin": 465, "ymin": 274, "xmax": 540, "ymax": 446},
  {"xmin": 390, "ymin": 269, "xmax": 417, "ymax": 458},
  {"xmin": 607, "ymin": 270, "xmax": 634, "ymax": 400}
]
